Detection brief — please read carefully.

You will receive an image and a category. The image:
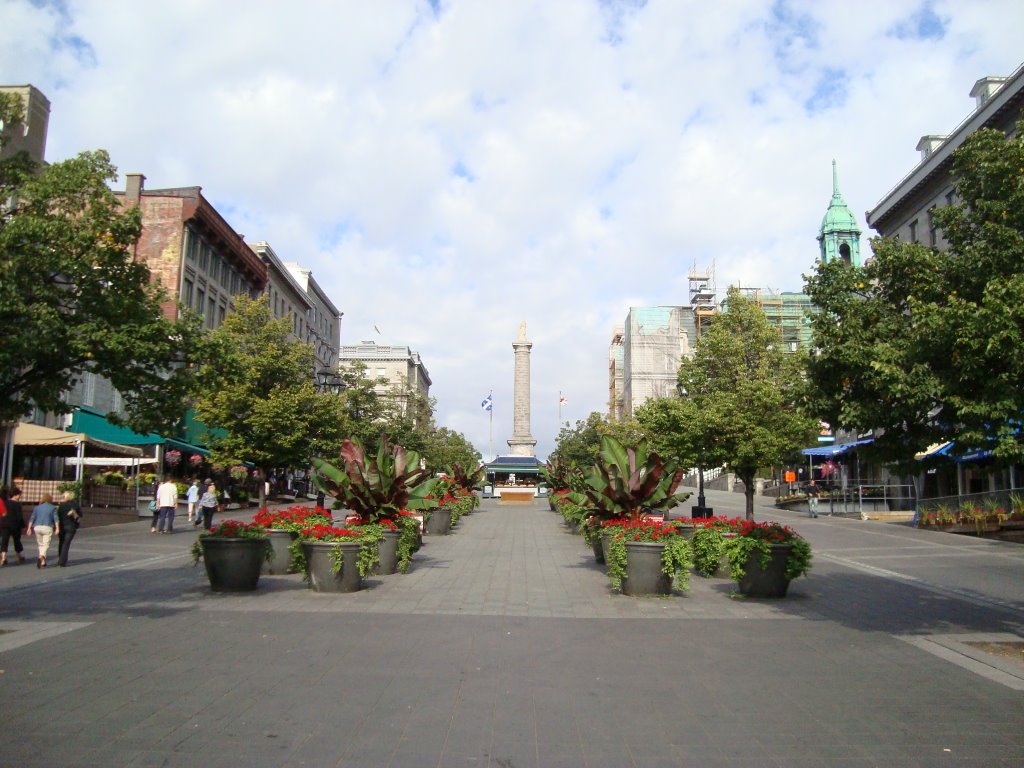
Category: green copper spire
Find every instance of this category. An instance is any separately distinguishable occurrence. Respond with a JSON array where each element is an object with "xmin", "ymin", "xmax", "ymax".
[{"xmin": 817, "ymin": 160, "xmax": 862, "ymax": 266}]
